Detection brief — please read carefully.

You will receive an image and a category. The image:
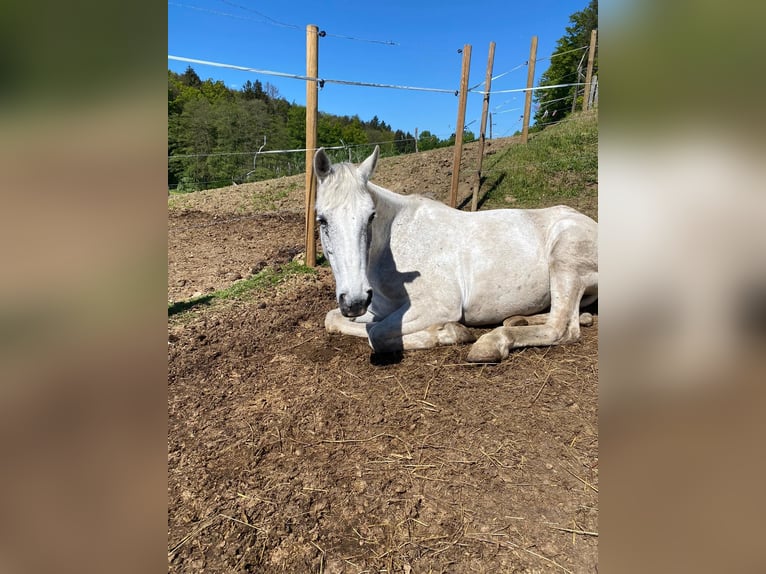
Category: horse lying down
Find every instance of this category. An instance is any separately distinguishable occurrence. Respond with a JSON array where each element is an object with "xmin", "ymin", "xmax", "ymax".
[{"xmin": 313, "ymin": 145, "xmax": 598, "ymax": 362}]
